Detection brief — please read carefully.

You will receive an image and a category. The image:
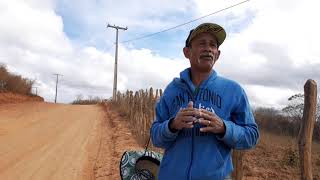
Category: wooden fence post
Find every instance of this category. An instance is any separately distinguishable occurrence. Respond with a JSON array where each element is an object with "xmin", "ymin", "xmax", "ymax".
[
  {"xmin": 298, "ymin": 79, "xmax": 317, "ymax": 180},
  {"xmin": 232, "ymin": 150, "xmax": 244, "ymax": 180}
]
